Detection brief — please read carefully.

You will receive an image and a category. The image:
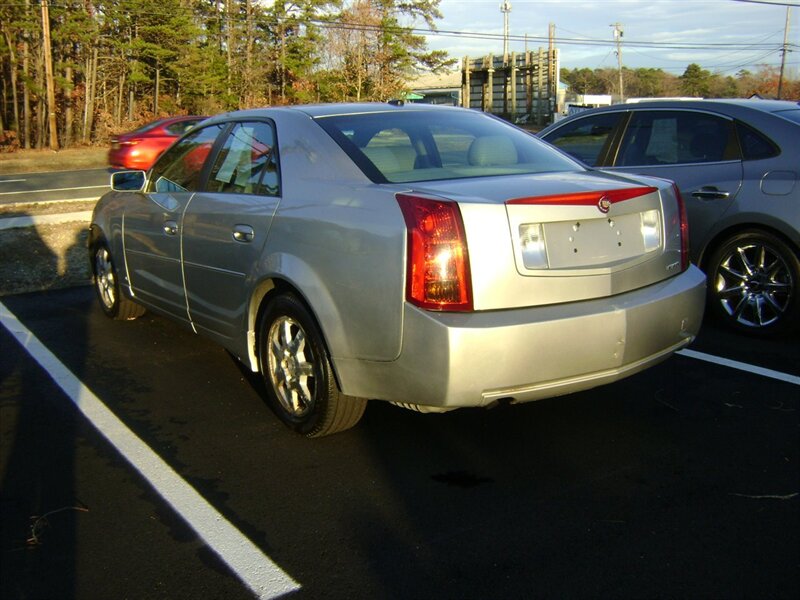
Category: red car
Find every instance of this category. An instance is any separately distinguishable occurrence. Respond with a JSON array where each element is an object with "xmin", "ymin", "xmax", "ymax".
[{"xmin": 108, "ymin": 115, "xmax": 206, "ymax": 170}]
